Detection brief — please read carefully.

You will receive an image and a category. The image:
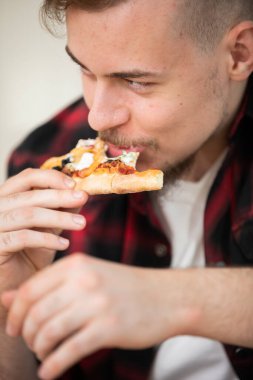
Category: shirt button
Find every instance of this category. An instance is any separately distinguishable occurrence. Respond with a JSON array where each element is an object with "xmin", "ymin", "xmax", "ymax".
[
  {"xmin": 235, "ymin": 347, "xmax": 243, "ymax": 355},
  {"xmin": 155, "ymin": 244, "xmax": 167, "ymax": 257},
  {"xmin": 234, "ymin": 347, "xmax": 250, "ymax": 358}
]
